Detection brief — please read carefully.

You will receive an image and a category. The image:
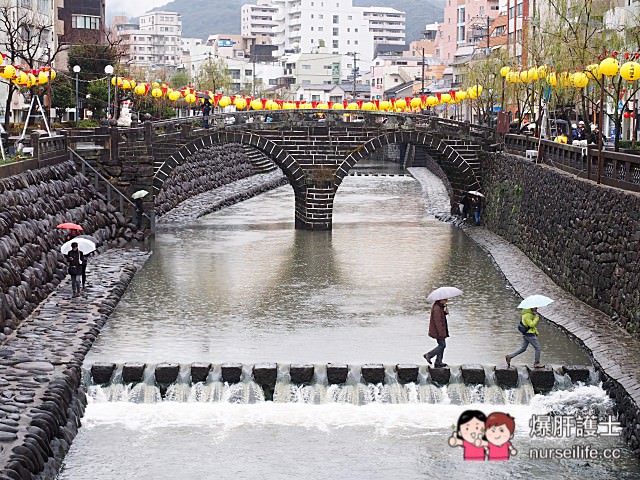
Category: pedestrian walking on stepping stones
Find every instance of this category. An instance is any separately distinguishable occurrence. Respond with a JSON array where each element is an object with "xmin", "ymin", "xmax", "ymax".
[
  {"xmin": 505, "ymin": 295, "xmax": 554, "ymax": 369},
  {"xmin": 66, "ymin": 242, "xmax": 85, "ymax": 298},
  {"xmin": 423, "ymin": 286, "xmax": 463, "ymax": 367}
]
